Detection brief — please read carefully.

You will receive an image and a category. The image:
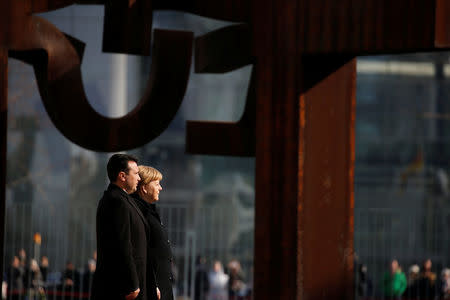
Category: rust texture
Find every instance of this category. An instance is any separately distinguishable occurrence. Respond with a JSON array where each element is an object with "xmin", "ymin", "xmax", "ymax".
[
  {"xmin": 298, "ymin": 0, "xmax": 439, "ymax": 53},
  {"xmin": 102, "ymin": 0, "xmax": 152, "ymax": 55},
  {"xmin": 156, "ymin": 0, "xmax": 450, "ymax": 53},
  {"xmin": 31, "ymin": 0, "xmax": 76, "ymax": 13},
  {"xmin": 252, "ymin": 0, "xmax": 300, "ymax": 298},
  {"xmin": 435, "ymin": 0, "xmax": 450, "ymax": 47},
  {"xmin": 194, "ymin": 24, "xmax": 252, "ymax": 74},
  {"xmin": 152, "ymin": 0, "xmax": 251, "ymax": 22},
  {"xmin": 0, "ymin": 49, "xmax": 6, "ymax": 284},
  {"xmin": 299, "ymin": 56, "xmax": 356, "ymax": 299}
]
